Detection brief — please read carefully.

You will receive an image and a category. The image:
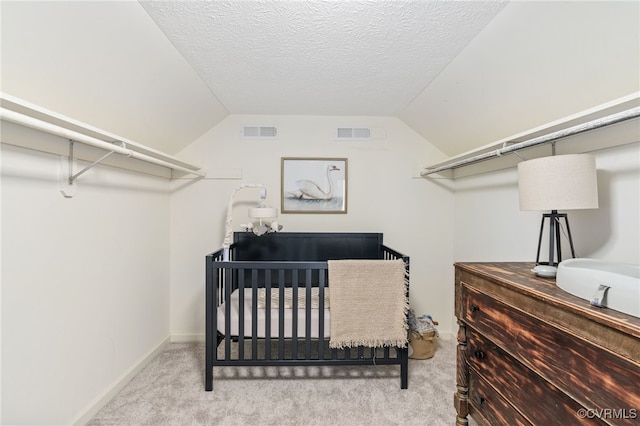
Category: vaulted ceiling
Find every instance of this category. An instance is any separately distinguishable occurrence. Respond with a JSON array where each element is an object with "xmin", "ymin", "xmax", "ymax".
[
  {"xmin": 138, "ymin": 1, "xmax": 506, "ymax": 117},
  {"xmin": 2, "ymin": 1, "xmax": 638, "ymax": 158}
]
